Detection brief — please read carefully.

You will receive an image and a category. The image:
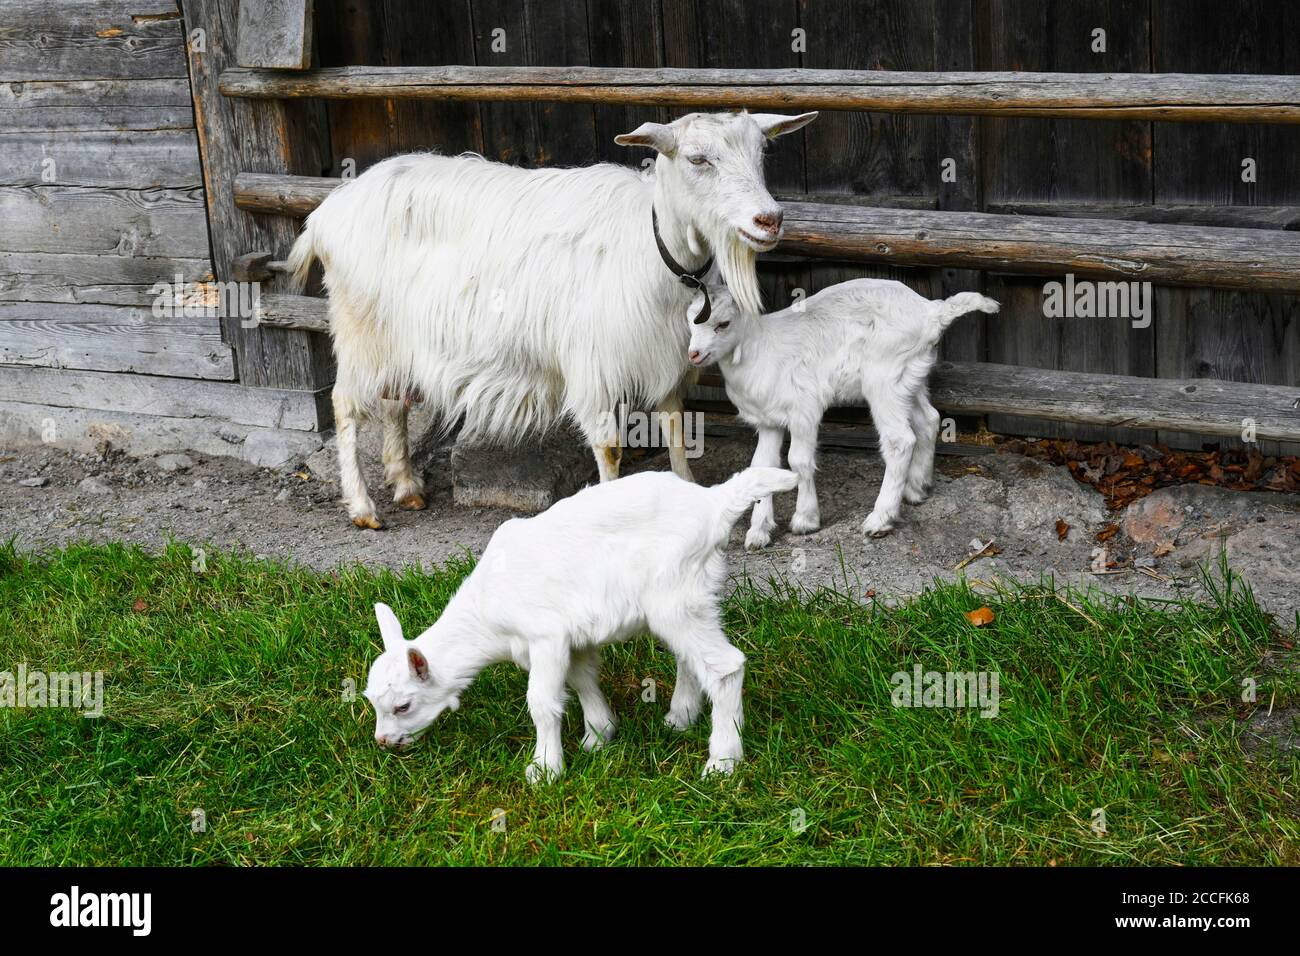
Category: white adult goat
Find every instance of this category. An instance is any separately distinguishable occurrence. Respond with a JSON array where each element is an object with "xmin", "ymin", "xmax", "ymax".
[
  {"xmin": 287, "ymin": 110, "xmax": 817, "ymax": 528},
  {"xmin": 686, "ymin": 277, "xmax": 999, "ymax": 547},
  {"xmin": 363, "ymin": 466, "xmax": 799, "ymax": 782}
]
